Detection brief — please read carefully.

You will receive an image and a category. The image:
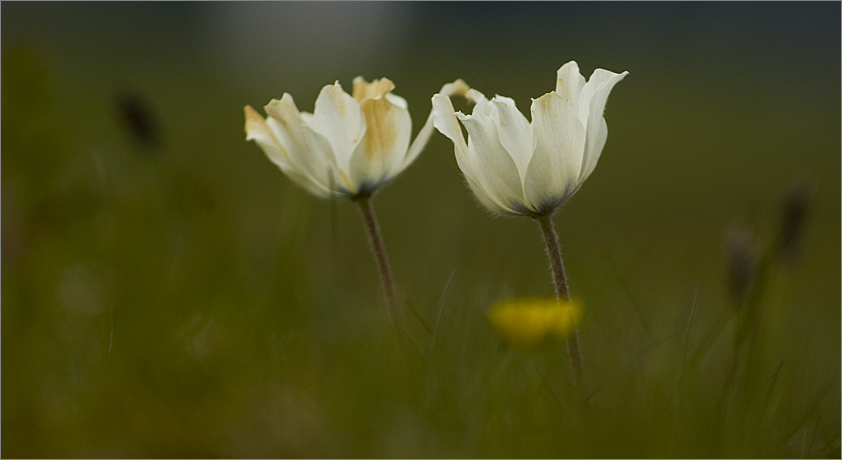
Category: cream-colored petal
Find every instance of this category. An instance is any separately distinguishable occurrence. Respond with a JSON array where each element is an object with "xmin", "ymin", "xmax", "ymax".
[
  {"xmin": 245, "ymin": 105, "xmax": 334, "ymax": 197},
  {"xmin": 464, "ymin": 88, "xmax": 487, "ymax": 105},
  {"xmin": 402, "ymin": 79, "xmax": 472, "ymax": 170},
  {"xmin": 403, "ymin": 110, "xmax": 435, "ymax": 170},
  {"xmin": 265, "ymin": 118, "xmax": 344, "ymax": 197},
  {"xmin": 433, "ymin": 93, "xmax": 511, "ymax": 213},
  {"xmin": 450, "ymin": 141, "xmax": 507, "ymax": 213},
  {"xmin": 264, "ymin": 94, "xmax": 350, "ymax": 196},
  {"xmin": 432, "ymin": 93, "xmax": 469, "ymax": 159},
  {"xmin": 491, "ymin": 96, "xmax": 533, "ymax": 182},
  {"xmin": 299, "ymin": 111, "xmax": 316, "ymax": 129},
  {"xmin": 385, "ymin": 92, "xmax": 408, "ymax": 110},
  {"xmin": 311, "ymin": 82, "xmax": 364, "ymax": 173},
  {"xmin": 462, "ymin": 171, "xmax": 519, "ymax": 215},
  {"xmin": 456, "ymin": 111, "xmax": 526, "ymax": 212},
  {"xmin": 524, "ymin": 92, "xmax": 586, "ymax": 214},
  {"xmin": 347, "ymin": 94, "xmax": 411, "ymax": 193},
  {"xmin": 467, "ymin": 89, "xmax": 494, "ymax": 117},
  {"xmin": 578, "ymin": 69, "xmax": 627, "ymax": 121},
  {"xmin": 580, "ymin": 69, "xmax": 627, "ymax": 182},
  {"xmin": 580, "ymin": 117, "xmax": 608, "ymax": 184},
  {"xmin": 457, "ymin": 144, "xmax": 522, "ymax": 215},
  {"xmin": 555, "ymin": 61, "xmax": 586, "ymax": 117}
]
